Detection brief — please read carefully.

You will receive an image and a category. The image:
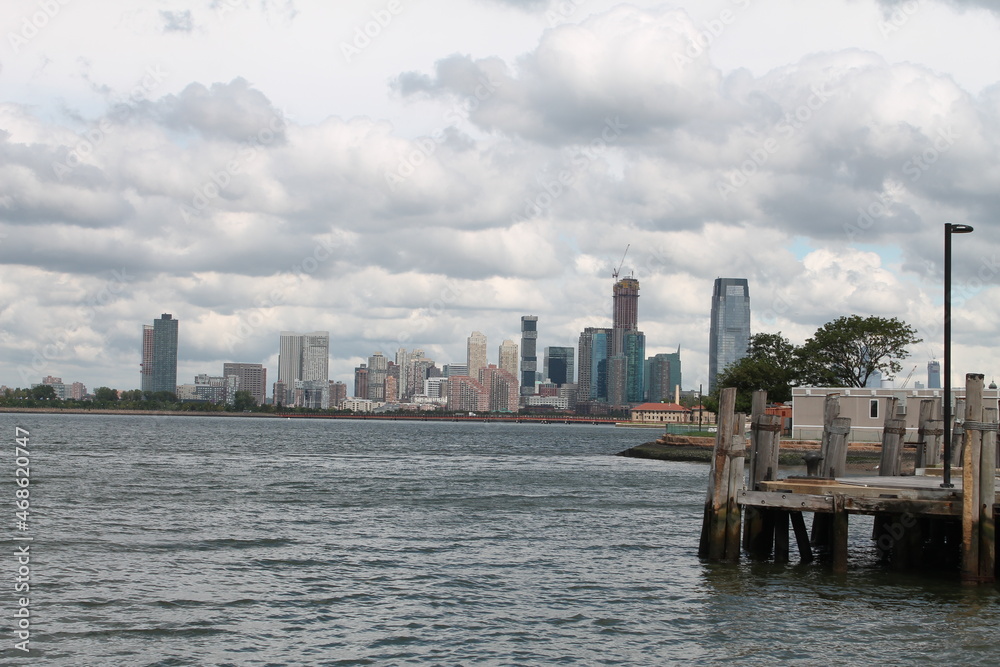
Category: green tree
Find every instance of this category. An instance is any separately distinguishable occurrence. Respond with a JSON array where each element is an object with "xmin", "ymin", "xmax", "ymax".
[
  {"xmin": 798, "ymin": 315, "xmax": 921, "ymax": 388},
  {"xmin": 231, "ymin": 390, "xmax": 257, "ymax": 412},
  {"xmin": 93, "ymin": 387, "xmax": 119, "ymax": 402},
  {"xmin": 713, "ymin": 332, "xmax": 800, "ymax": 412},
  {"xmin": 31, "ymin": 384, "xmax": 58, "ymax": 401}
]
